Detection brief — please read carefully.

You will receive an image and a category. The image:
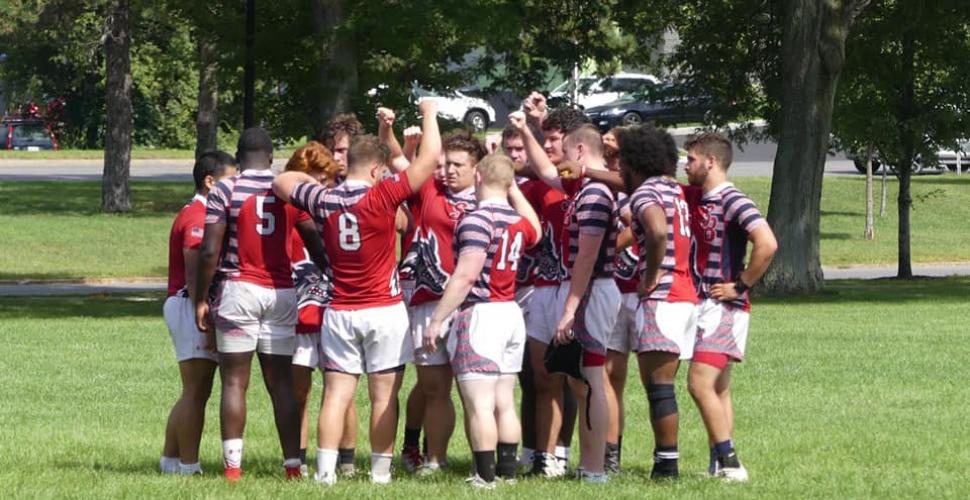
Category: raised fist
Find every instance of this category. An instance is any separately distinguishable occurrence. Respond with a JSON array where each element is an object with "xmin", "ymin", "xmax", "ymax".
[
  {"xmin": 557, "ymin": 160, "xmax": 582, "ymax": 180},
  {"xmin": 417, "ymin": 98, "xmax": 439, "ymax": 116},
  {"xmin": 403, "ymin": 126, "xmax": 423, "ymax": 148},
  {"xmin": 508, "ymin": 111, "xmax": 527, "ymax": 131},
  {"xmin": 377, "ymin": 107, "xmax": 396, "ymax": 127},
  {"xmin": 524, "ymin": 91, "xmax": 547, "ymax": 121}
]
